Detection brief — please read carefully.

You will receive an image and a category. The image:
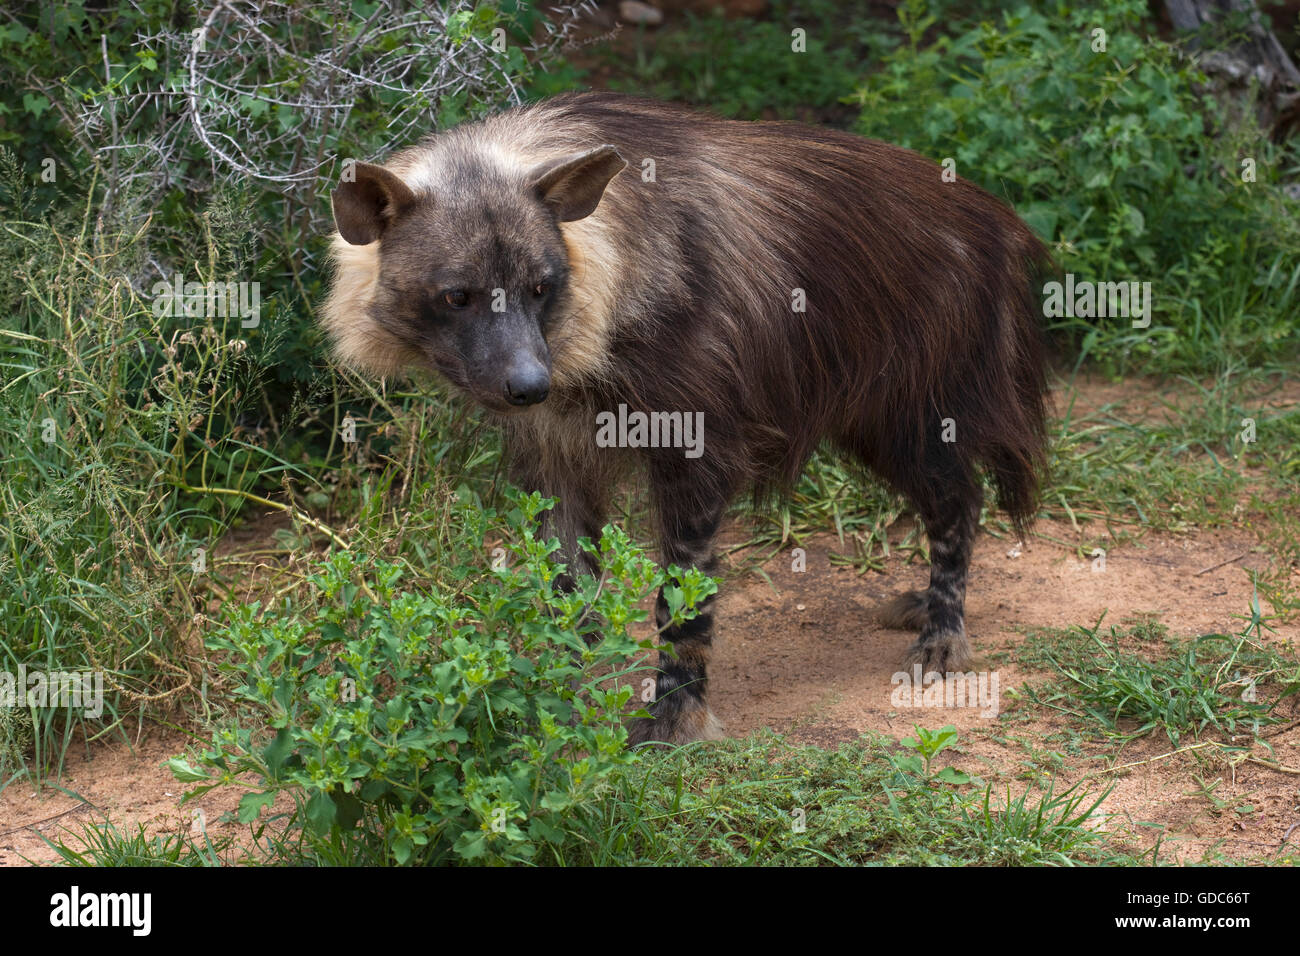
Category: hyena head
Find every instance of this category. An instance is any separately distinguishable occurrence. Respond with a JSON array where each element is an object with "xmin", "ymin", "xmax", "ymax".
[{"xmin": 329, "ymin": 144, "xmax": 626, "ymax": 412}]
